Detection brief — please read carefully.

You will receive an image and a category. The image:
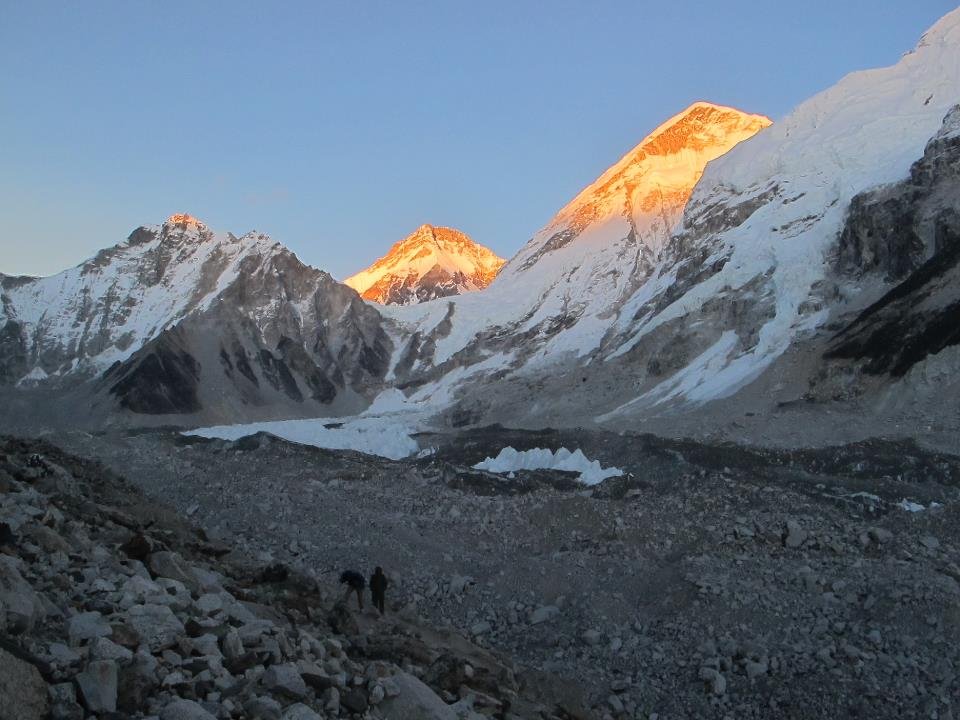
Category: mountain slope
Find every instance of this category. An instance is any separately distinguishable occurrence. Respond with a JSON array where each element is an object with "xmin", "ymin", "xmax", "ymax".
[
  {"xmin": 344, "ymin": 224, "xmax": 504, "ymax": 305},
  {"xmin": 598, "ymin": 9, "xmax": 960, "ymax": 417},
  {"xmin": 0, "ymin": 214, "xmax": 392, "ymax": 423},
  {"xmin": 381, "ymin": 10, "xmax": 960, "ymax": 436},
  {"xmin": 385, "ymin": 102, "xmax": 771, "ymax": 381}
]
